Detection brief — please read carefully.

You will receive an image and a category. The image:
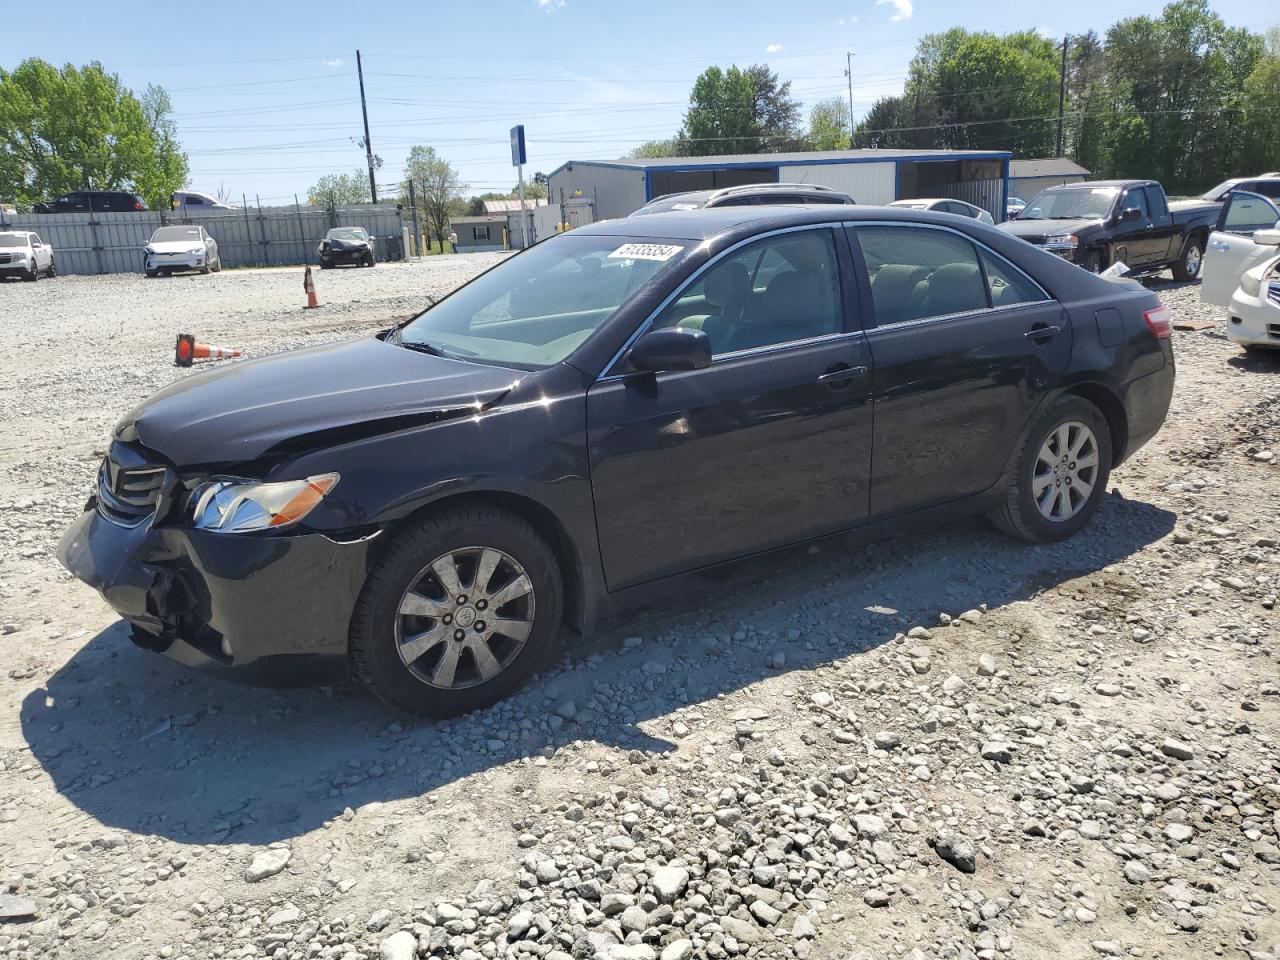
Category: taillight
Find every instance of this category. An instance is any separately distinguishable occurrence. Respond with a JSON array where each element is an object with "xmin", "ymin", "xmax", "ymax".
[
  {"xmin": 134, "ymin": 201, "xmax": 143, "ymax": 210},
  {"xmin": 1144, "ymin": 303, "xmax": 1172, "ymax": 340}
]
